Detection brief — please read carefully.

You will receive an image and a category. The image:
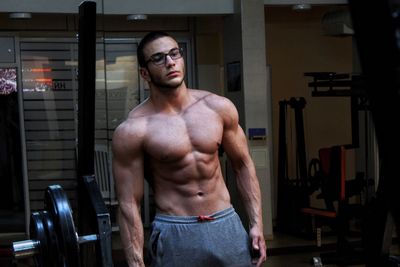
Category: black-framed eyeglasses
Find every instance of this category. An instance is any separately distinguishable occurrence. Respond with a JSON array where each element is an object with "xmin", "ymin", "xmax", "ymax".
[{"xmin": 146, "ymin": 47, "xmax": 184, "ymax": 66}]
